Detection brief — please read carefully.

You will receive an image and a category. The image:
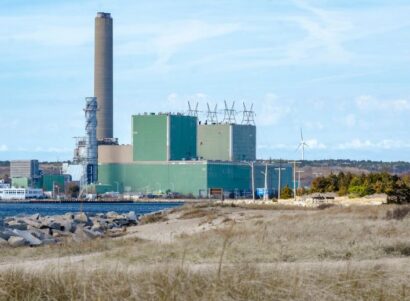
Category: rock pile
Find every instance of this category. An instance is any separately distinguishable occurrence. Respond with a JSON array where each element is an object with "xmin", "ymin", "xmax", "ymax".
[{"xmin": 0, "ymin": 211, "xmax": 139, "ymax": 247}]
